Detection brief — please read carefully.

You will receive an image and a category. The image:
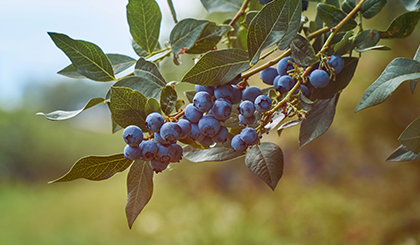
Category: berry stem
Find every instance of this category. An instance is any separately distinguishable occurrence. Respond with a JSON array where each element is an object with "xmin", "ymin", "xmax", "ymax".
[{"xmin": 229, "ymin": 0, "xmax": 251, "ymax": 26}]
